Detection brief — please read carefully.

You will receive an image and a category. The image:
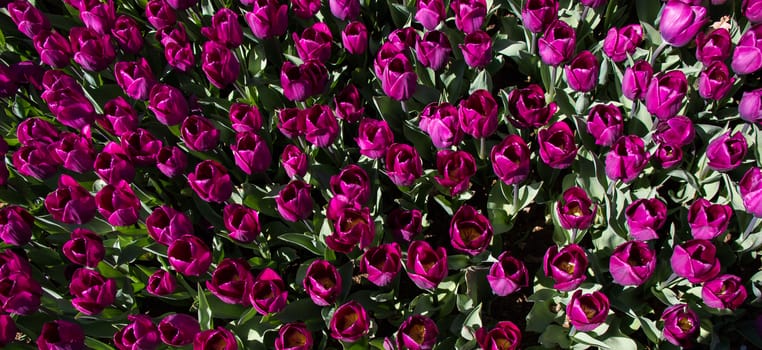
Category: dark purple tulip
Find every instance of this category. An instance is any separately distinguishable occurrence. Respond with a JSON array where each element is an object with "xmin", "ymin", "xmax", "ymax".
[
  {"xmin": 653, "ymin": 115, "xmax": 695, "ymax": 146},
  {"xmin": 660, "ymin": 0, "xmax": 708, "ymax": 47},
  {"xmin": 168, "ymin": 235, "xmax": 212, "ymax": 277},
  {"xmin": 249, "ymin": 268, "xmax": 288, "ymax": 314},
  {"xmin": 355, "ymin": 118, "xmax": 393, "ymax": 159},
  {"xmin": 744, "ymin": 0, "xmax": 762, "ymax": 22},
  {"xmin": 114, "ymin": 315, "xmax": 161, "ymax": 350},
  {"xmin": 12, "ymin": 143, "xmax": 59, "ymax": 179},
  {"xmin": 79, "ymin": 0, "xmax": 115, "ymax": 35},
  {"xmin": 304, "ymin": 104, "xmax": 339, "ymax": 147},
  {"xmin": 671, "ymin": 239, "xmax": 721, "ymax": 283},
  {"xmin": 609, "ymin": 240, "xmax": 656, "ymax": 286},
  {"xmin": 229, "ymin": 103, "xmax": 264, "ymax": 132},
  {"xmin": 565, "ymin": 51, "xmax": 598, "ymax": 92},
  {"xmin": 201, "ymin": 8, "xmax": 243, "ymax": 48},
  {"xmin": 163, "ymin": 42, "xmax": 195, "ymax": 72},
  {"xmin": 0, "ymin": 271, "xmax": 40, "ymax": 314},
  {"xmin": 146, "ymin": 269, "xmax": 176, "ymax": 296},
  {"xmin": 0, "ymin": 206, "xmax": 33, "ymax": 246},
  {"xmin": 277, "ymin": 108, "xmax": 305, "ymax": 139},
  {"xmin": 156, "ymin": 146, "xmax": 187, "ymax": 178},
  {"xmin": 567, "ymin": 290, "xmax": 609, "ymax": 332},
  {"xmin": 330, "ymin": 301, "xmax": 369, "ymax": 343},
  {"xmin": 69, "ymin": 26, "xmax": 115, "ymax": 71},
  {"xmin": 44, "ymin": 89, "xmax": 97, "ymax": 131},
  {"xmin": 538, "ymin": 121, "xmax": 577, "ymax": 169},
  {"xmin": 706, "ymin": 131, "xmax": 747, "ymax": 172},
  {"xmin": 303, "ymin": 259, "xmax": 341, "ymax": 306},
  {"xmin": 202, "ymin": 41, "xmax": 240, "ymax": 88},
  {"xmin": 327, "ymin": 206, "xmax": 374, "ymax": 253},
  {"xmin": 94, "ymin": 142, "xmax": 135, "ymax": 184},
  {"xmin": 740, "ymin": 167, "xmax": 762, "ymax": 217},
  {"xmin": 207, "ymin": 258, "xmax": 253, "ymax": 305},
  {"xmin": 696, "ymin": 28, "xmax": 731, "ymax": 65},
  {"xmin": 538, "ymin": 20, "xmax": 576, "ymax": 66},
  {"xmin": 491, "ymin": 135, "xmax": 530, "ymax": 186},
  {"xmin": 381, "ymin": 54, "xmax": 417, "ymax": 101},
  {"xmin": 688, "ymin": 199, "xmax": 732, "ymax": 240},
  {"xmin": 330, "ymin": 164, "xmax": 371, "ymax": 203},
  {"xmin": 360, "ymin": 243, "xmax": 402, "ymax": 287},
  {"xmin": 389, "ymin": 28, "xmax": 419, "ymax": 48},
  {"xmin": 7, "ymin": 0, "xmax": 50, "ymax": 38},
  {"xmin": 603, "ymin": 24, "xmax": 643, "ymax": 62},
  {"xmin": 622, "ymin": 60, "xmax": 653, "ymax": 101},
  {"xmin": 292, "ymin": 0, "xmax": 320, "ymax": 18},
  {"xmin": 698, "ymin": 62, "xmax": 735, "ymax": 100},
  {"xmin": 276, "ymin": 180, "xmax": 313, "ymax": 222},
  {"xmin": 334, "ymin": 84, "xmax": 364, "ymax": 123},
  {"xmin": 188, "ymin": 160, "xmax": 233, "ymax": 203},
  {"xmin": 419, "ymin": 102, "xmax": 462, "ymax": 149},
  {"xmin": 436, "ymin": 150, "xmax": 477, "ymax": 196},
  {"xmin": 395, "ymin": 315, "xmax": 439, "ymax": 350},
  {"xmin": 62, "ymin": 228, "xmax": 104, "ymax": 268},
  {"xmin": 0, "ymin": 64, "xmax": 18, "ymax": 97},
  {"xmin": 449, "ymin": 205, "xmax": 492, "ymax": 255},
  {"xmin": 389, "ymin": 208, "xmax": 423, "ymax": 242},
  {"xmin": 146, "ymin": 205, "xmax": 193, "ymax": 246},
  {"xmin": 194, "ymin": 327, "xmax": 237, "ymax": 350},
  {"xmin": 460, "ymin": 30, "xmax": 492, "ymax": 68},
  {"xmin": 459, "ymin": 89, "xmax": 498, "ymax": 138},
  {"xmin": 451, "ymin": 0, "xmax": 487, "ymax": 34},
  {"xmin": 231, "ymin": 131, "xmax": 271, "ymax": 175},
  {"xmin": 158, "ymin": 314, "xmax": 200, "ymax": 346},
  {"xmin": 739, "ymin": 88, "xmax": 762, "ymax": 124},
  {"xmin": 16, "ymin": 117, "xmax": 58, "ymax": 146},
  {"xmin": 406, "ymin": 240, "xmax": 448, "ymax": 290},
  {"xmin": 294, "ymin": 22, "xmax": 333, "ymax": 63},
  {"xmin": 69, "ymin": 267, "xmax": 116, "ymax": 315},
  {"xmin": 653, "ymin": 143, "xmax": 682, "ymax": 169},
  {"xmin": 280, "ymin": 61, "xmax": 326, "ymax": 102},
  {"xmin": 0, "ymin": 250, "xmax": 30, "ymax": 277},
  {"xmin": 275, "ymin": 323, "xmax": 312, "ymax": 350},
  {"xmin": 329, "ymin": 0, "xmax": 360, "ymax": 20},
  {"xmin": 661, "ymin": 304, "xmax": 699, "ymax": 347},
  {"xmin": 487, "ymin": 252, "xmax": 529, "ymax": 296},
  {"xmin": 625, "ymin": 198, "xmax": 667, "ymax": 241},
  {"xmin": 645, "ymin": 70, "xmax": 688, "ymax": 120},
  {"xmin": 281, "ymin": 144, "xmax": 308, "ymax": 178},
  {"xmin": 506, "ymin": 84, "xmax": 557, "ymax": 129},
  {"xmin": 165, "ymin": 0, "xmax": 197, "ymax": 10},
  {"xmin": 386, "ymin": 143, "xmax": 423, "ymax": 186},
  {"xmin": 557, "ymin": 187, "xmax": 596, "ymax": 231},
  {"xmin": 120, "ymin": 128, "xmax": 162, "ymax": 166},
  {"xmin": 605, "ymin": 135, "xmax": 649, "ymax": 183},
  {"xmin": 114, "ymin": 58, "xmax": 156, "ymax": 100},
  {"xmin": 586, "ymin": 103, "xmax": 623, "ymax": 147},
  {"xmin": 112, "ymin": 15, "xmax": 144, "ymax": 54},
  {"xmin": 522, "ymin": 0, "xmax": 558, "ymax": 33},
  {"xmin": 45, "ymin": 174, "xmax": 96, "ymax": 224},
  {"xmin": 149, "ymin": 83, "xmax": 188, "ymax": 125},
  {"xmin": 0, "ymin": 315, "xmax": 16, "ymax": 347},
  {"xmin": 415, "ymin": 30, "xmax": 452, "ymax": 71},
  {"xmin": 475, "ymin": 321, "xmax": 521, "ymax": 350},
  {"xmin": 96, "ymin": 180, "xmax": 140, "ymax": 227},
  {"xmin": 37, "ymin": 320, "xmax": 86, "ymax": 350},
  {"xmin": 245, "ymin": 0, "xmax": 288, "ymax": 39},
  {"xmin": 374, "ymin": 41, "xmax": 406, "ymax": 77},
  {"xmin": 34, "ymin": 30, "xmax": 72, "ymax": 68},
  {"xmin": 342, "ymin": 21, "xmax": 368, "ymax": 55},
  {"xmin": 543, "ymin": 244, "xmax": 587, "ymax": 291},
  {"xmin": 145, "ymin": 0, "xmax": 176, "ymax": 30},
  {"xmin": 416, "ymin": 0, "xmax": 445, "ymax": 30},
  {"xmin": 181, "ymin": 115, "xmax": 220, "ymax": 152},
  {"xmin": 102, "ymin": 97, "xmax": 139, "ymax": 136},
  {"xmin": 702, "ymin": 274, "xmax": 747, "ymax": 309}
]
